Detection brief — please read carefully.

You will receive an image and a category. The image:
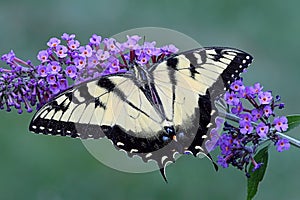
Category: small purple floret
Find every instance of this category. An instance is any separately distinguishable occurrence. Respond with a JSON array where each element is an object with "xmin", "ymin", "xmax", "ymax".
[
  {"xmin": 276, "ymin": 138, "xmax": 290, "ymax": 152},
  {"xmin": 79, "ymin": 45, "xmax": 93, "ymax": 58},
  {"xmin": 37, "ymin": 50, "xmax": 49, "ymax": 63},
  {"xmin": 37, "ymin": 65, "xmax": 48, "ymax": 77},
  {"xmin": 230, "ymin": 79, "xmax": 245, "ymax": 92},
  {"xmin": 65, "ymin": 65, "xmax": 77, "ymax": 79},
  {"xmin": 55, "ymin": 45, "xmax": 68, "ymax": 58},
  {"xmin": 239, "ymin": 121, "xmax": 253, "ymax": 134},
  {"xmin": 68, "ymin": 40, "xmax": 80, "ymax": 50},
  {"xmin": 224, "ymin": 91, "xmax": 240, "ymax": 106},
  {"xmin": 273, "ymin": 116, "xmax": 288, "ymax": 132},
  {"xmin": 47, "ymin": 37, "xmax": 61, "ymax": 48},
  {"xmin": 89, "ymin": 34, "xmax": 102, "ymax": 46},
  {"xmin": 47, "ymin": 61, "xmax": 61, "ymax": 74},
  {"xmin": 256, "ymin": 122, "xmax": 269, "ymax": 138},
  {"xmin": 258, "ymin": 91, "xmax": 273, "ymax": 105}
]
